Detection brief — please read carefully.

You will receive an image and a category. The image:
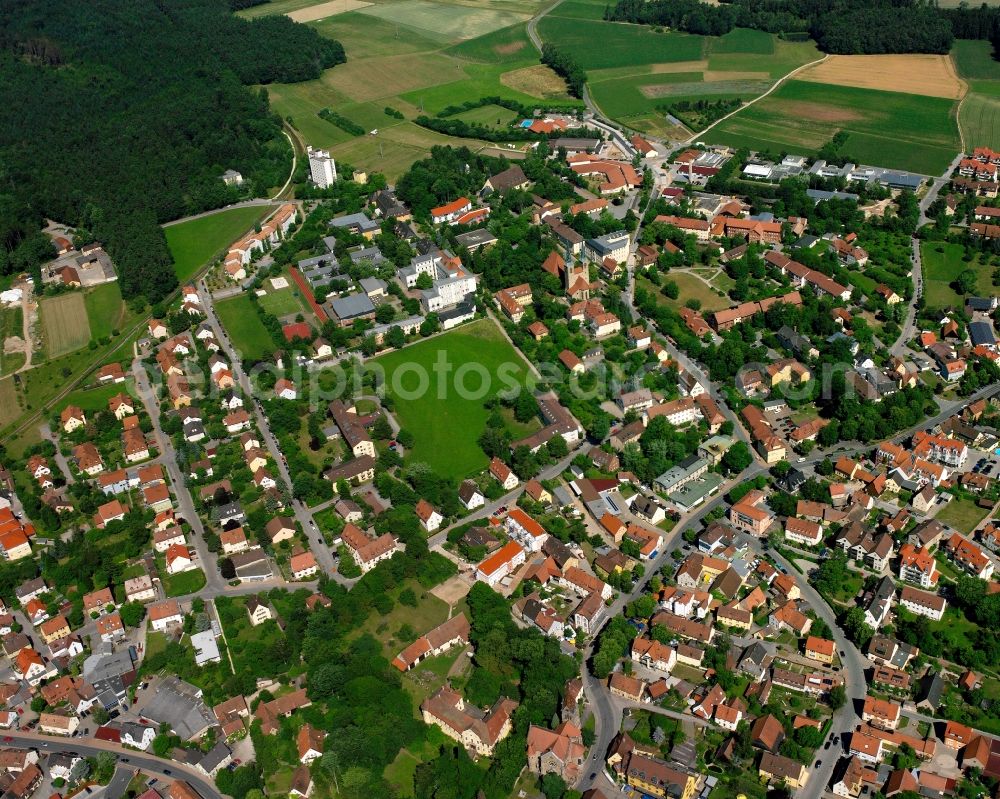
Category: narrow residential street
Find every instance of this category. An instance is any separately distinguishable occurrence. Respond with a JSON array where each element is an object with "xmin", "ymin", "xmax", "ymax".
[
  {"xmin": 132, "ymin": 358, "xmax": 227, "ymax": 595},
  {"xmin": 196, "ymin": 283, "xmax": 348, "ymax": 586}
]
